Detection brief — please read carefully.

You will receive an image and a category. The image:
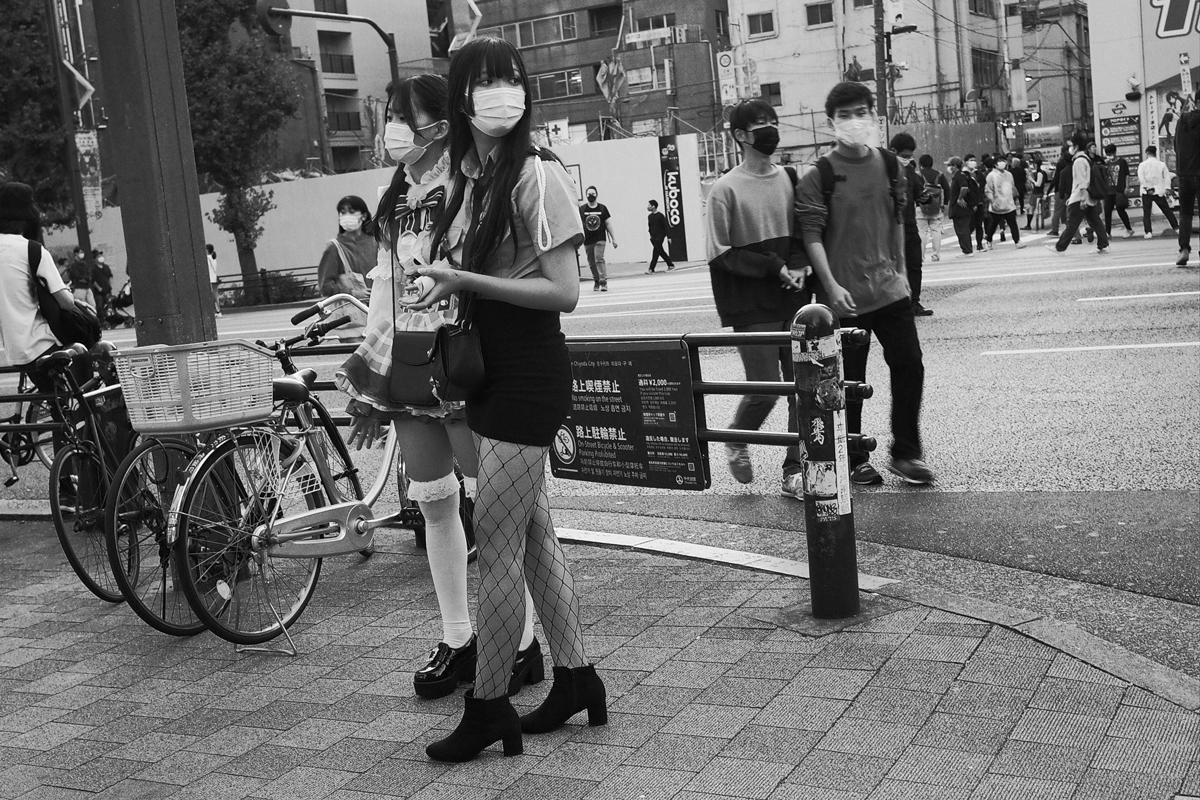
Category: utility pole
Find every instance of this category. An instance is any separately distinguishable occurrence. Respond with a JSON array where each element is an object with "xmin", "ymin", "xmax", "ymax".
[
  {"xmin": 42, "ymin": 0, "xmax": 92, "ymax": 257},
  {"xmin": 93, "ymin": 0, "xmax": 215, "ymax": 345},
  {"xmin": 874, "ymin": 0, "xmax": 888, "ymax": 125}
]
